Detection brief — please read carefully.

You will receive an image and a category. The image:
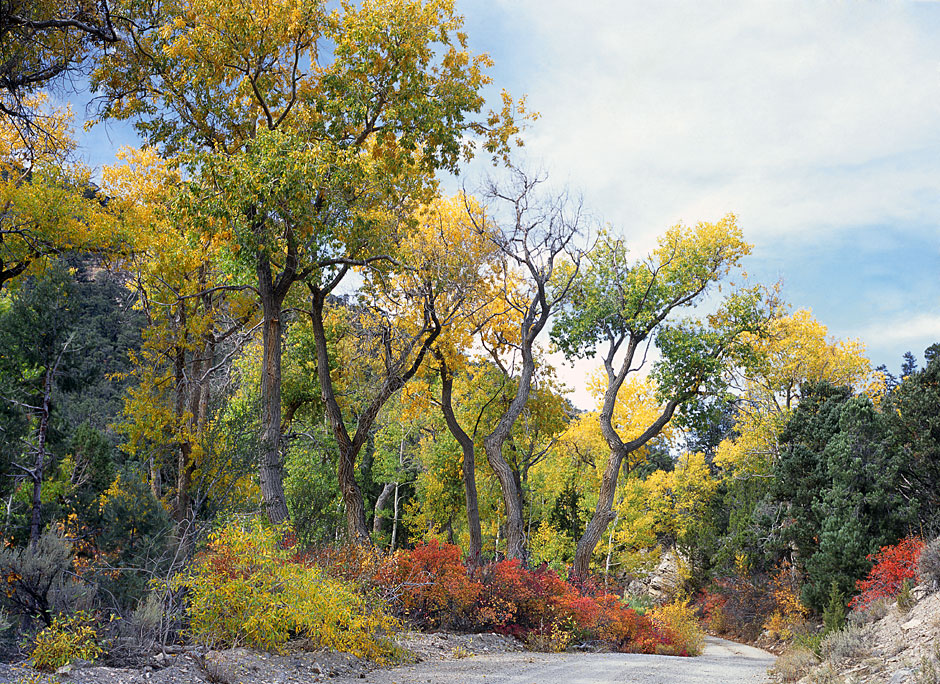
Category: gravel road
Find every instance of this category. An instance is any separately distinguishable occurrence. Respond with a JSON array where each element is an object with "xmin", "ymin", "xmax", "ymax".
[{"xmin": 335, "ymin": 636, "xmax": 776, "ymax": 684}]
